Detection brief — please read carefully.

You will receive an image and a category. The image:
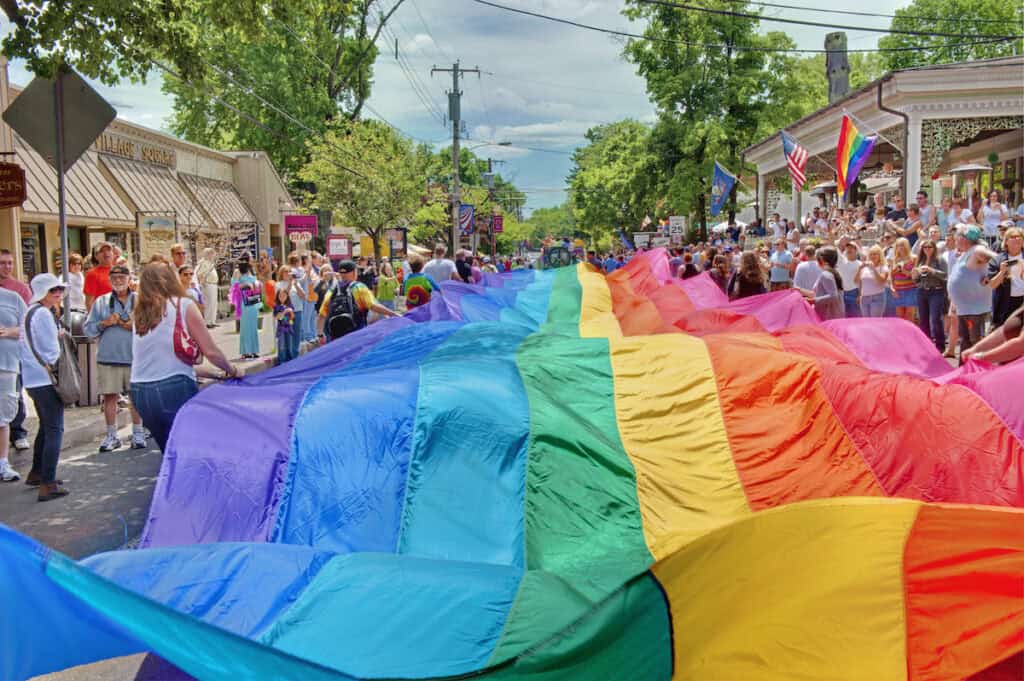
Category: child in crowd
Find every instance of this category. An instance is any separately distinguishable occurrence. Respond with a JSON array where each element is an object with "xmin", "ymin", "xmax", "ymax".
[{"xmin": 273, "ymin": 288, "xmax": 296, "ymax": 365}]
